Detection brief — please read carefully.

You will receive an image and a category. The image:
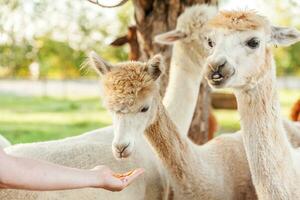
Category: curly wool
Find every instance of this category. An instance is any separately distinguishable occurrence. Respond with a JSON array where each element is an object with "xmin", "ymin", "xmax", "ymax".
[
  {"xmin": 103, "ymin": 62, "xmax": 156, "ymax": 112},
  {"xmin": 177, "ymin": 5, "xmax": 217, "ymax": 42},
  {"xmin": 208, "ymin": 10, "xmax": 269, "ymax": 31}
]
